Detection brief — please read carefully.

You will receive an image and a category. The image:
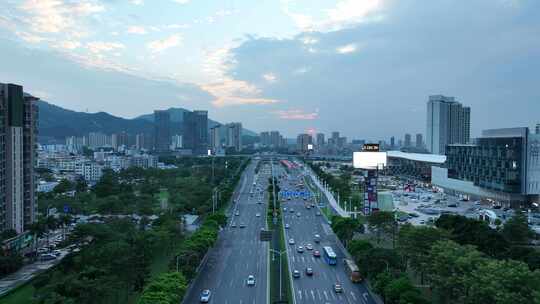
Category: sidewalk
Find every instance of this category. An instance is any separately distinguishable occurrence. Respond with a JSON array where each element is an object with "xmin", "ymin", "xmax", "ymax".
[
  {"xmin": 304, "ymin": 168, "xmax": 349, "ymax": 217},
  {"xmin": 0, "ymin": 250, "xmax": 69, "ymax": 297}
]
